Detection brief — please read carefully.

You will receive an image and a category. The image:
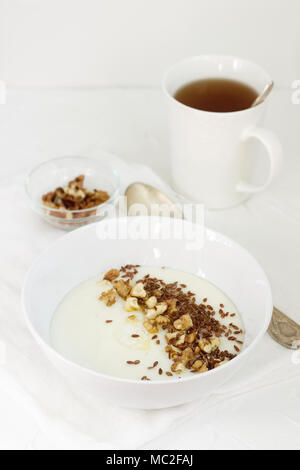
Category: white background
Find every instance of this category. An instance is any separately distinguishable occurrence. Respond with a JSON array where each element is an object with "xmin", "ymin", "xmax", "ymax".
[
  {"xmin": 1, "ymin": 0, "xmax": 300, "ymax": 451},
  {"xmin": 1, "ymin": 0, "xmax": 300, "ymax": 88}
]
